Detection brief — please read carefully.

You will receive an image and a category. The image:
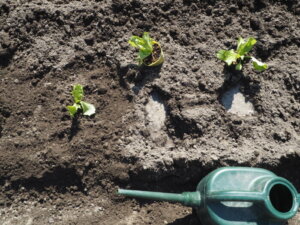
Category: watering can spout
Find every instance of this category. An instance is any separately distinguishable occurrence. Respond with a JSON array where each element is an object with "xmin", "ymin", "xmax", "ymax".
[{"xmin": 118, "ymin": 189, "xmax": 201, "ymax": 207}]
